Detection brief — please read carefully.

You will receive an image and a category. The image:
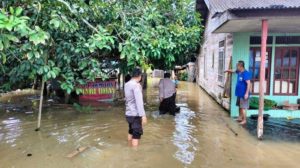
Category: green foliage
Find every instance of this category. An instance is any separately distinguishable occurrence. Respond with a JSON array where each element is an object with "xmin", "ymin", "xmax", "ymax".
[
  {"xmin": 73, "ymin": 103, "xmax": 93, "ymax": 113},
  {"xmin": 114, "ymin": 0, "xmax": 202, "ymax": 70},
  {"xmin": 179, "ymin": 71, "xmax": 188, "ymax": 81},
  {"xmin": 249, "ymin": 97, "xmax": 277, "ymax": 111},
  {"xmin": 0, "ymin": 83, "xmax": 11, "ymax": 92},
  {"xmin": 0, "ymin": 2, "xmax": 115, "ymax": 92},
  {"xmin": 0, "ymin": 0, "xmax": 202, "ymax": 93}
]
